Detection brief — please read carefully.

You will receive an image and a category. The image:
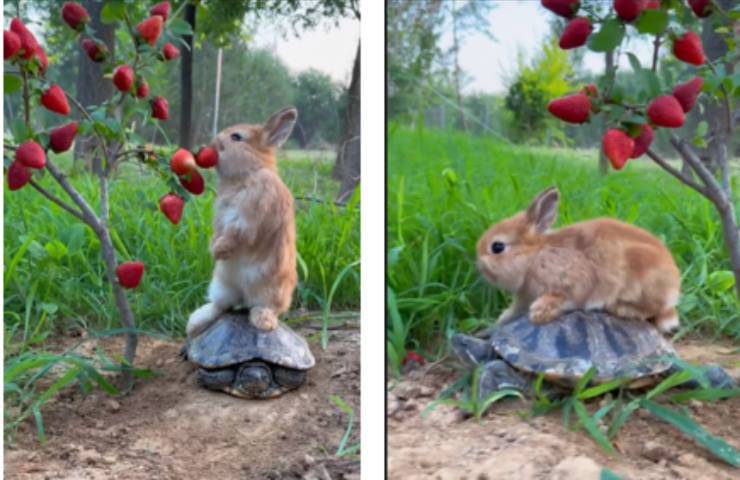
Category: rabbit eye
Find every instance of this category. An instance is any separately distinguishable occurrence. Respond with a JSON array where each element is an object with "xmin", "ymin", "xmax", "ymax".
[
  {"xmin": 230, "ymin": 133, "xmax": 243, "ymax": 142},
  {"xmin": 491, "ymin": 242, "xmax": 505, "ymax": 254}
]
